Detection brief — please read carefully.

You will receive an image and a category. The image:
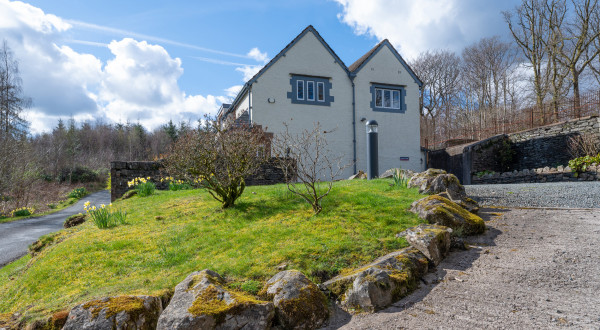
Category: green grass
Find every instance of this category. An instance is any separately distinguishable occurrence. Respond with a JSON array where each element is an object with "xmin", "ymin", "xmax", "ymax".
[{"xmin": 0, "ymin": 179, "xmax": 422, "ymax": 322}]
